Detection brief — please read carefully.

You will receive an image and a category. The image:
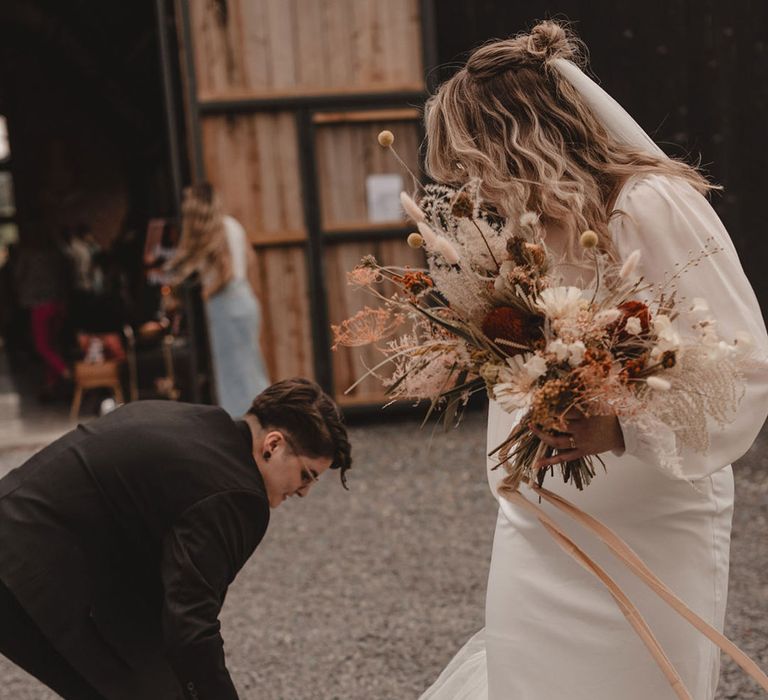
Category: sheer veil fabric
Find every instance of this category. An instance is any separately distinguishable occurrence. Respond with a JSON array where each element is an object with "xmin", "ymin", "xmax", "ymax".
[{"xmin": 418, "ymin": 60, "xmax": 768, "ymax": 700}]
